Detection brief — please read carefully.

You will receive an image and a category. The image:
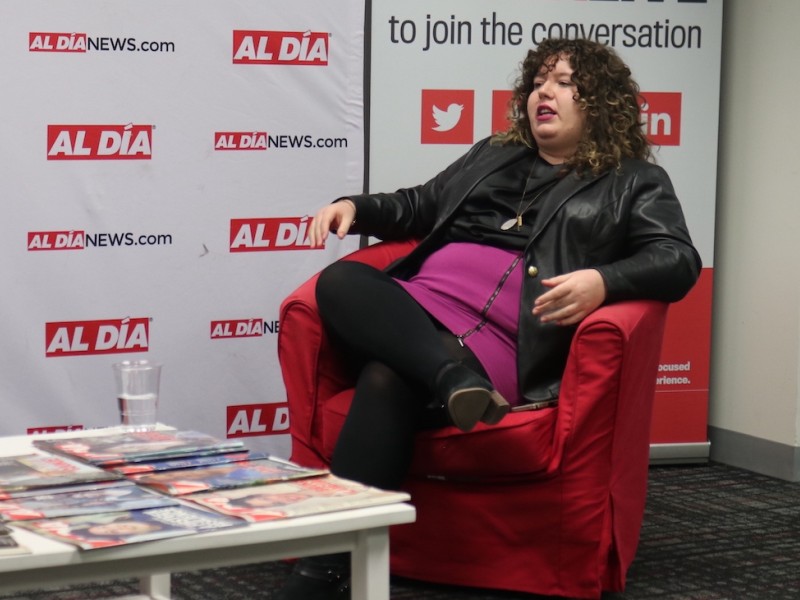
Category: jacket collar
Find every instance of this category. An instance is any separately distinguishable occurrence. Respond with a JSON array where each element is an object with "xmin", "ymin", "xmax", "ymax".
[{"xmin": 450, "ymin": 140, "xmax": 605, "ymax": 239}]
